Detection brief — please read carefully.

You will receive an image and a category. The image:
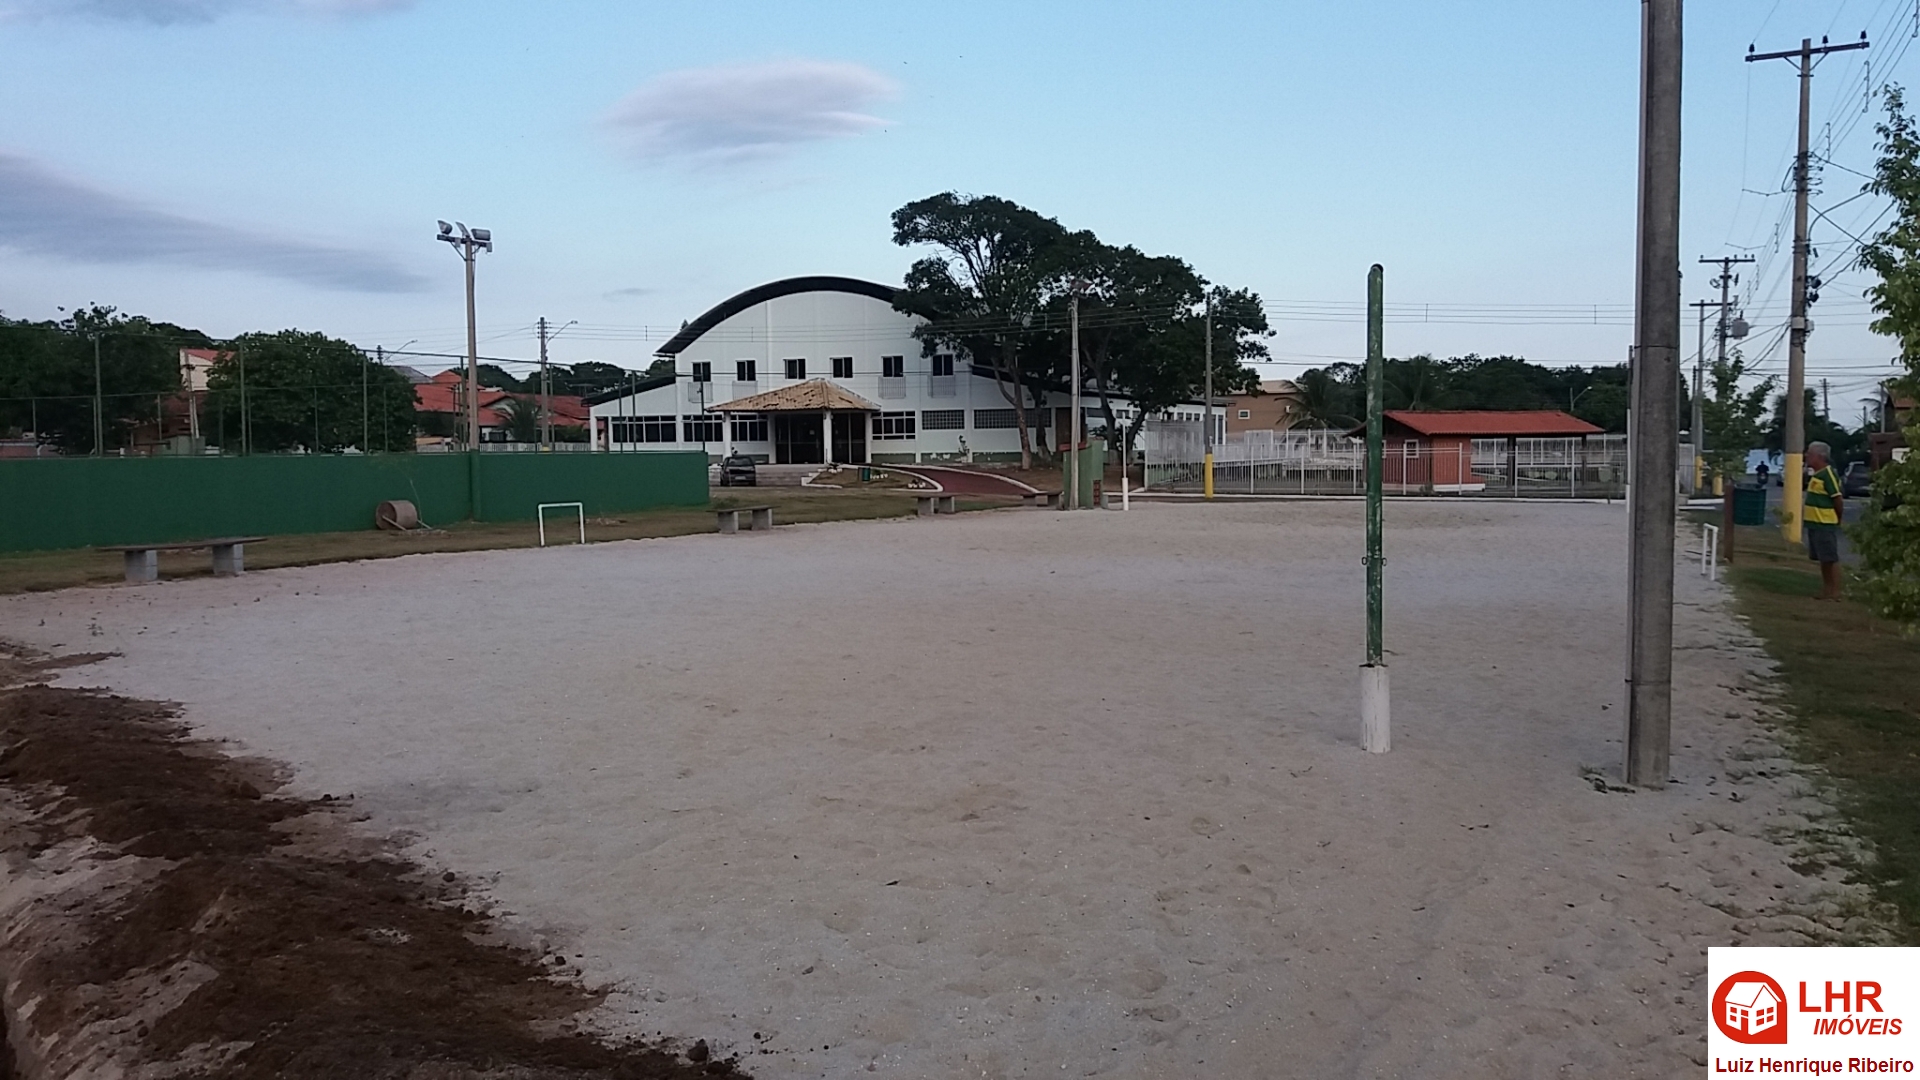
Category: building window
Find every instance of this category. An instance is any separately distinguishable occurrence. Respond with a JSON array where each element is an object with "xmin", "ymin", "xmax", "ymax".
[
  {"xmin": 784, "ymin": 357, "xmax": 806, "ymax": 380},
  {"xmin": 1237, "ymin": 409, "xmax": 1250, "ymax": 419},
  {"xmin": 922, "ymin": 409, "xmax": 964, "ymax": 430},
  {"xmin": 683, "ymin": 415, "xmax": 723, "ymax": 443},
  {"xmin": 691, "ymin": 361, "xmax": 712, "ymax": 383},
  {"xmin": 874, "ymin": 411, "xmax": 916, "ymax": 440},
  {"xmin": 831, "ymin": 356, "xmax": 853, "ymax": 378},
  {"xmin": 881, "ymin": 355, "xmax": 904, "ymax": 378},
  {"xmin": 931, "ymin": 354, "xmax": 954, "ymax": 377},
  {"xmin": 974, "ymin": 408, "xmax": 1020, "ymax": 429},
  {"xmin": 612, "ymin": 415, "xmax": 678, "ymax": 443},
  {"xmin": 731, "ymin": 413, "xmax": 768, "ymax": 442},
  {"xmin": 736, "ymin": 360, "xmax": 757, "ymax": 382}
]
